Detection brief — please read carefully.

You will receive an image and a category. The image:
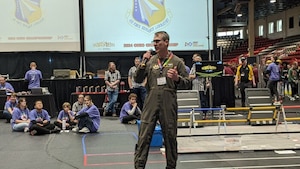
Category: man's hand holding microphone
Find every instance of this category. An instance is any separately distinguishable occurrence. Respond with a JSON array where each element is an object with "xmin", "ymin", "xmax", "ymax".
[{"xmin": 140, "ymin": 49, "xmax": 155, "ymax": 67}]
